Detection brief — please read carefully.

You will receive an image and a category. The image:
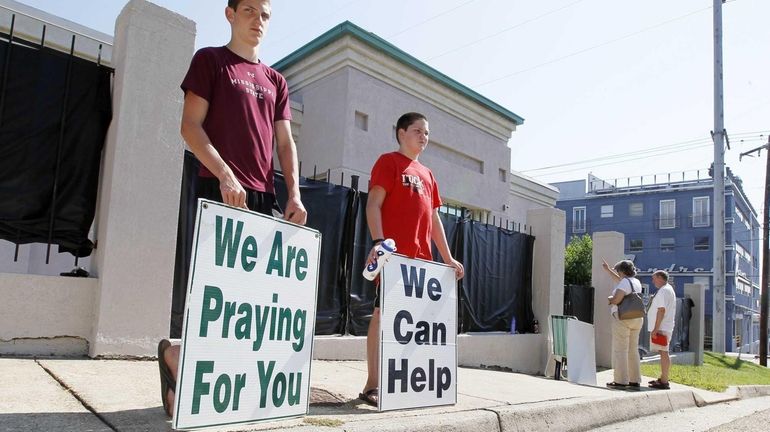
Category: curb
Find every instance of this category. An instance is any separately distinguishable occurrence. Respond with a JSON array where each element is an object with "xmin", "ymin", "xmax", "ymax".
[
  {"xmin": 731, "ymin": 385, "xmax": 770, "ymax": 399},
  {"xmin": 297, "ymin": 390, "xmax": 698, "ymax": 432},
  {"xmin": 341, "ymin": 409, "xmax": 501, "ymax": 432},
  {"xmin": 488, "ymin": 389, "xmax": 696, "ymax": 432}
]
